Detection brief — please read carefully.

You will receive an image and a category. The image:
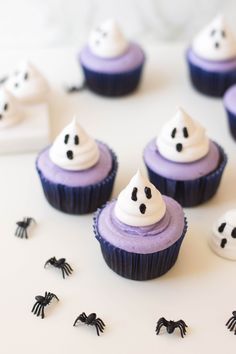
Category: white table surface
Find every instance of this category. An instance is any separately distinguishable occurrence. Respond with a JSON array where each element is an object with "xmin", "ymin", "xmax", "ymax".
[{"xmin": 0, "ymin": 43, "xmax": 236, "ymax": 354}]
